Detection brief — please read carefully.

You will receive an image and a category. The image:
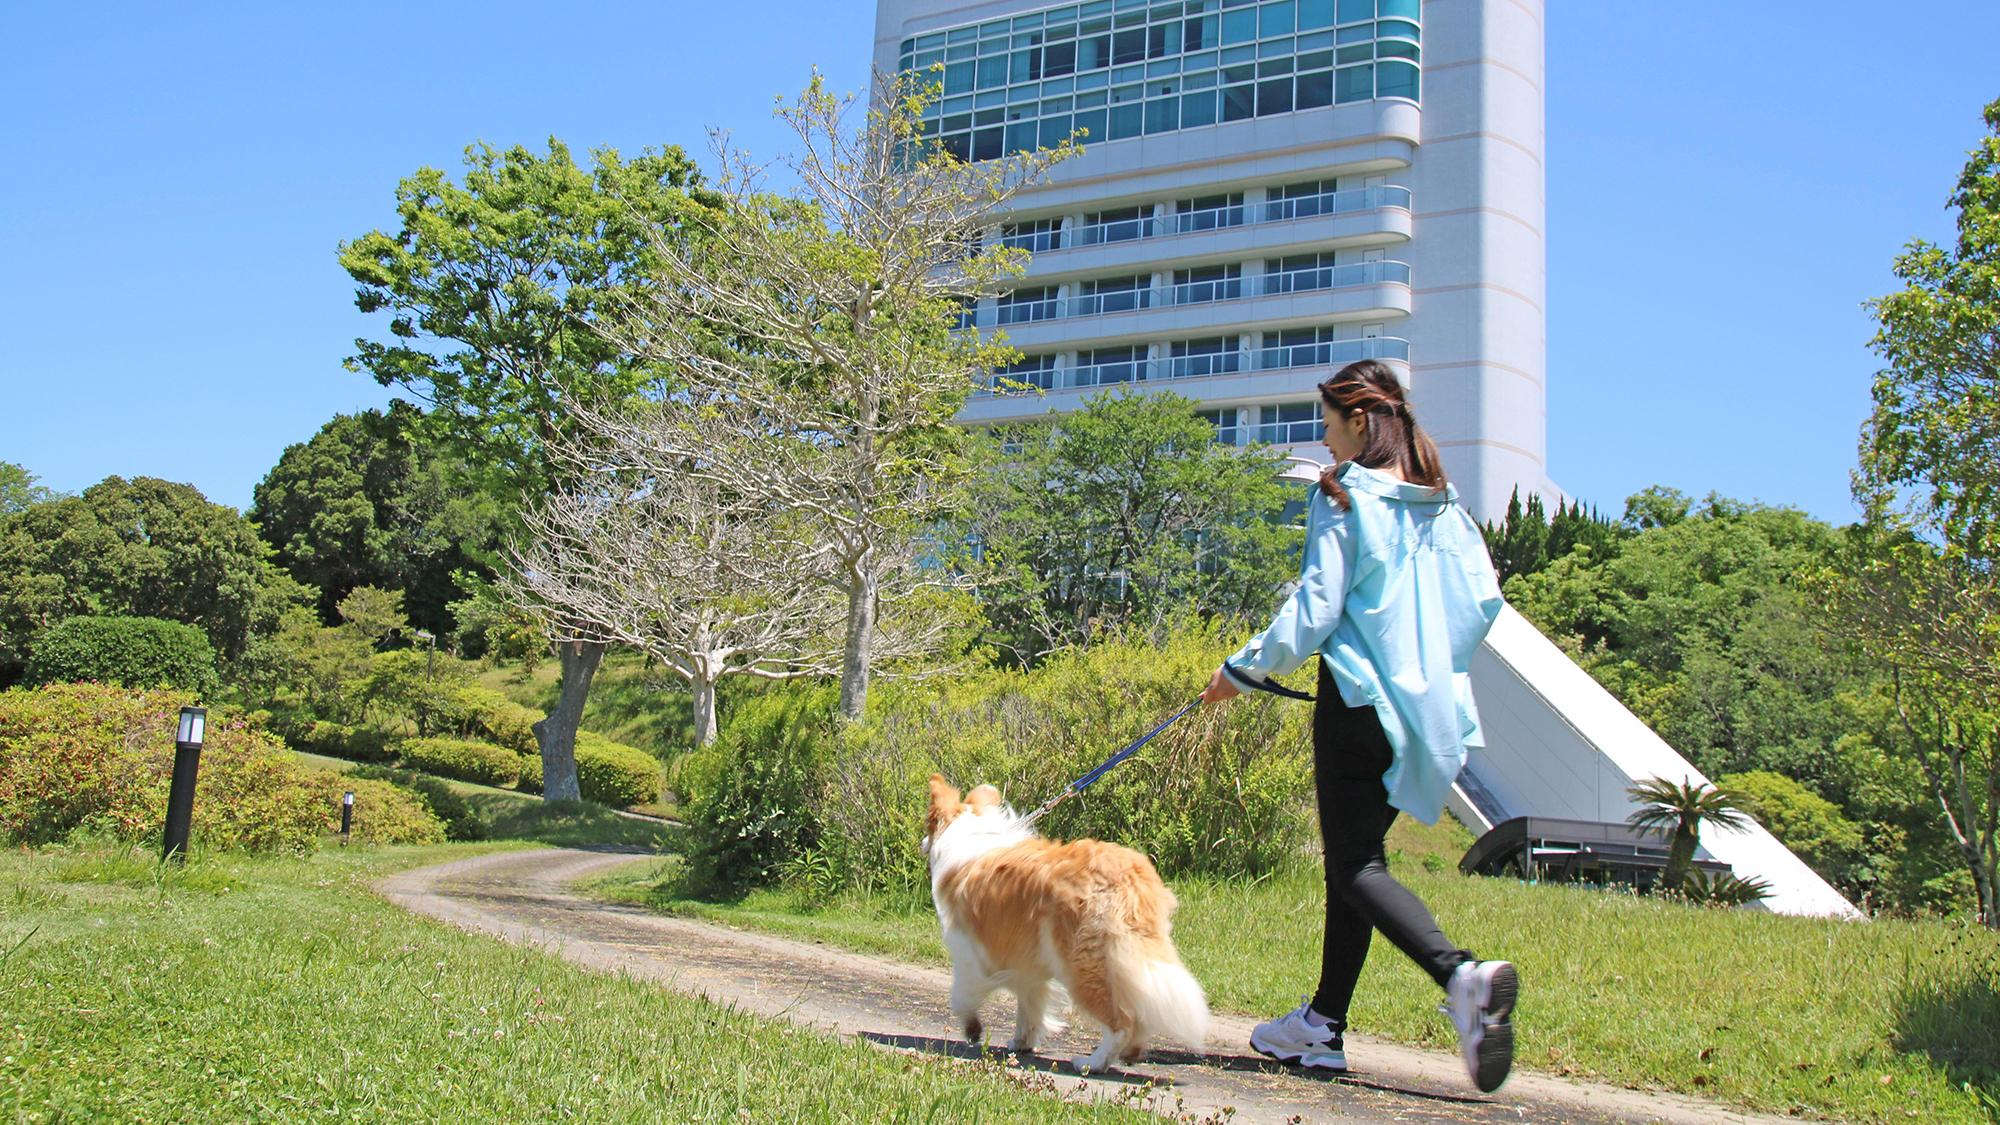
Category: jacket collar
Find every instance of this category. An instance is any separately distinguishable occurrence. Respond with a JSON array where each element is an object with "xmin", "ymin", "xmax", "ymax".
[{"xmin": 1337, "ymin": 461, "xmax": 1457, "ymax": 506}]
